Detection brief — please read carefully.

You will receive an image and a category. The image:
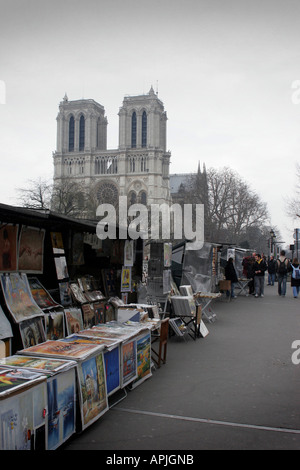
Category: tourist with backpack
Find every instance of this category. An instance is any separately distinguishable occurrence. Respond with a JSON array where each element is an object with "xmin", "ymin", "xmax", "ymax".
[
  {"xmin": 276, "ymin": 250, "xmax": 290, "ymax": 297},
  {"xmin": 290, "ymin": 258, "xmax": 300, "ymax": 298}
]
